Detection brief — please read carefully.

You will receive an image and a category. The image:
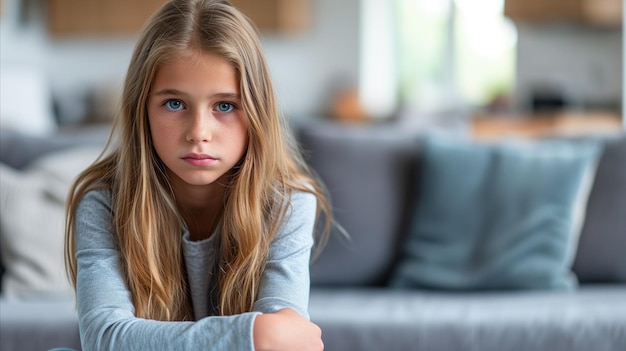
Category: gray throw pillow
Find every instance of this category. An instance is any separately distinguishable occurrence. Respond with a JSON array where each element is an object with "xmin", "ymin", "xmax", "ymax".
[
  {"xmin": 0, "ymin": 146, "xmax": 103, "ymax": 297},
  {"xmin": 573, "ymin": 135, "xmax": 626, "ymax": 283},
  {"xmin": 391, "ymin": 135, "xmax": 602, "ymax": 291}
]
